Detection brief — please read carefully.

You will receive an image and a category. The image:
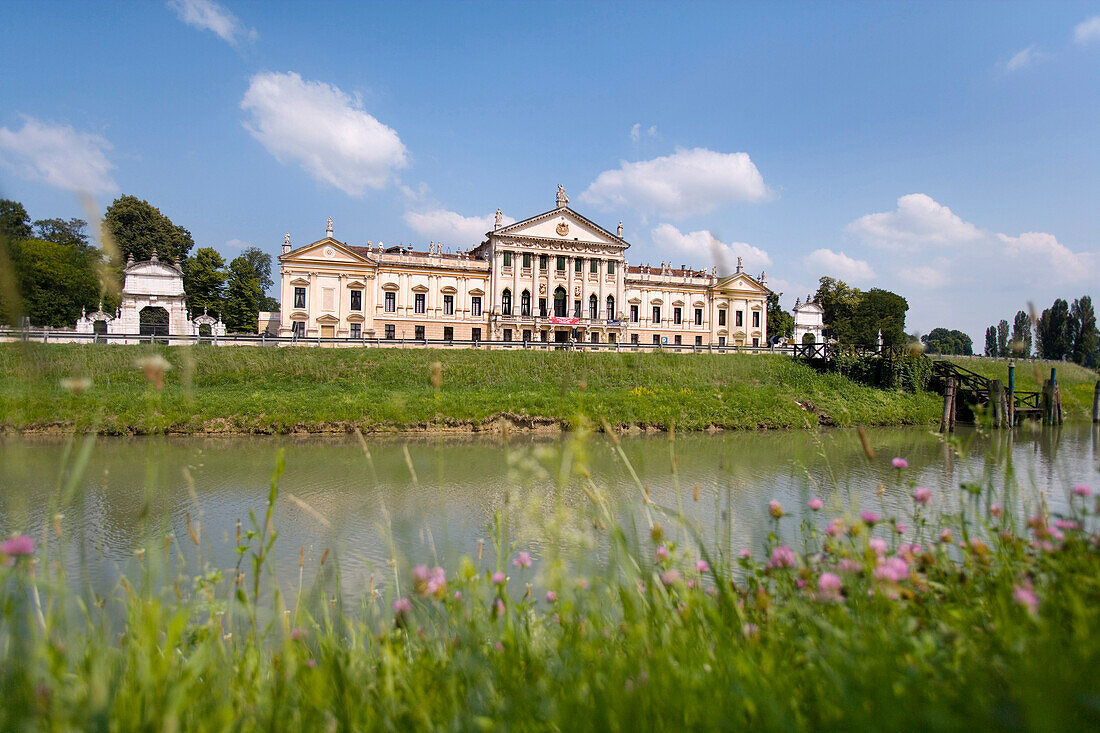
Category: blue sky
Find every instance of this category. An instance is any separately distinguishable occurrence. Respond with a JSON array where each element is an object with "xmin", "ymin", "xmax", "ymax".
[{"xmin": 2, "ymin": 1, "xmax": 1099, "ymax": 341}]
